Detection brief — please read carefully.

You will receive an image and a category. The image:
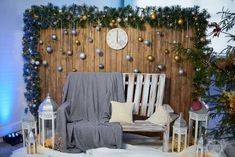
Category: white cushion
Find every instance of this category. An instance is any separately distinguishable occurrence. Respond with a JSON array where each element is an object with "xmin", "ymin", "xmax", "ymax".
[
  {"xmin": 109, "ymin": 101, "xmax": 134, "ymax": 123},
  {"xmin": 146, "ymin": 104, "xmax": 171, "ymax": 126}
]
